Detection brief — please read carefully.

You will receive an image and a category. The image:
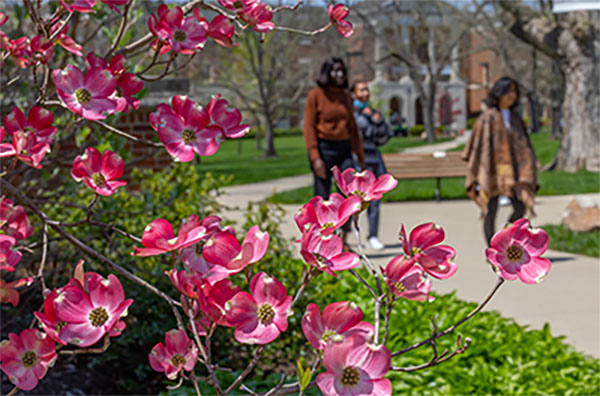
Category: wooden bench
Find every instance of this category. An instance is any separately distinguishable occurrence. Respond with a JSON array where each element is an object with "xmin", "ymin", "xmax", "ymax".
[{"xmin": 382, "ymin": 151, "xmax": 467, "ymax": 201}]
